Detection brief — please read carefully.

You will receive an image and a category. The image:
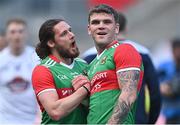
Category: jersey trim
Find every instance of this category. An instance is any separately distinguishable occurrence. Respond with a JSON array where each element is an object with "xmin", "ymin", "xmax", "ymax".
[
  {"xmin": 117, "ymin": 67, "xmax": 140, "ymax": 73},
  {"xmin": 37, "ymin": 88, "xmax": 56, "ymax": 96},
  {"xmin": 60, "ymin": 61, "xmax": 75, "ymax": 69},
  {"xmin": 42, "ymin": 58, "xmax": 56, "ymax": 68},
  {"xmin": 75, "ymin": 58, "xmax": 87, "ymax": 64},
  {"xmin": 96, "ymin": 49, "xmax": 107, "ymax": 60}
]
